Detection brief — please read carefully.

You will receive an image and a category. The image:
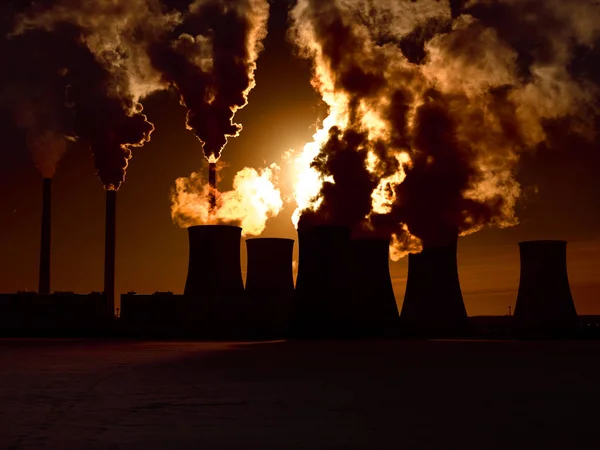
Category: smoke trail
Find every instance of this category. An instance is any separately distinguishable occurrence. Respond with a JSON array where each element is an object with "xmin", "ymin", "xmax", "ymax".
[
  {"xmin": 149, "ymin": 0, "xmax": 269, "ymax": 161},
  {"xmin": 9, "ymin": 0, "xmax": 171, "ymax": 189},
  {"xmin": 171, "ymin": 164, "xmax": 283, "ymax": 236},
  {"xmin": 0, "ymin": 5, "xmax": 72, "ymax": 179},
  {"xmin": 291, "ymin": 0, "xmax": 600, "ymax": 254}
]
